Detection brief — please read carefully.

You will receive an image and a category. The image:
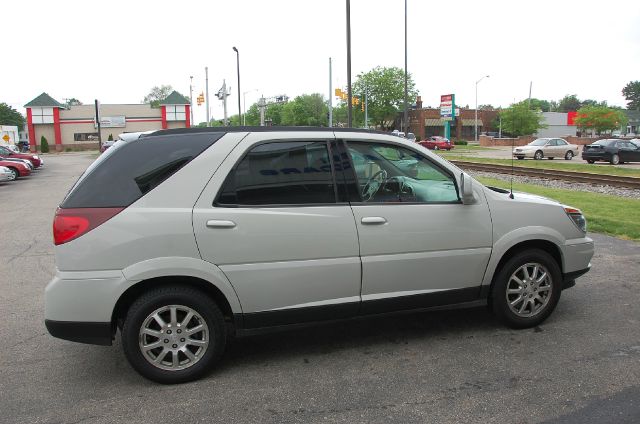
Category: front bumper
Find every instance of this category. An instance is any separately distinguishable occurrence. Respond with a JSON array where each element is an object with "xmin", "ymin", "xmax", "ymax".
[
  {"xmin": 512, "ymin": 150, "xmax": 535, "ymax": 158},
  {"xmin": 562, "ymin": 265, "xmax": 591, "ymax": 290}
]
